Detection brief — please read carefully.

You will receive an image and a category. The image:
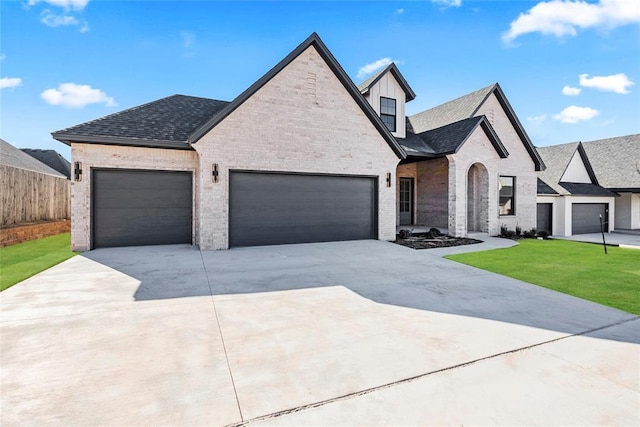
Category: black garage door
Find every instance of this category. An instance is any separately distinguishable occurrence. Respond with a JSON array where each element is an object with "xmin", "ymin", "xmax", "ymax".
[
  {"xmin": 92, "ymin": 169, "xmax": 192, "ymax": 248},
  {"xmin": 572, "ymin": 203, "xmax": 608, "ymax": 234},
  {"xmin": 536, "ymin": 203, "xmax": 553, "ymax": 234},
  {"xmin": 229, "ymin": 171, "xmax": 377, "ymax": 247}
]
